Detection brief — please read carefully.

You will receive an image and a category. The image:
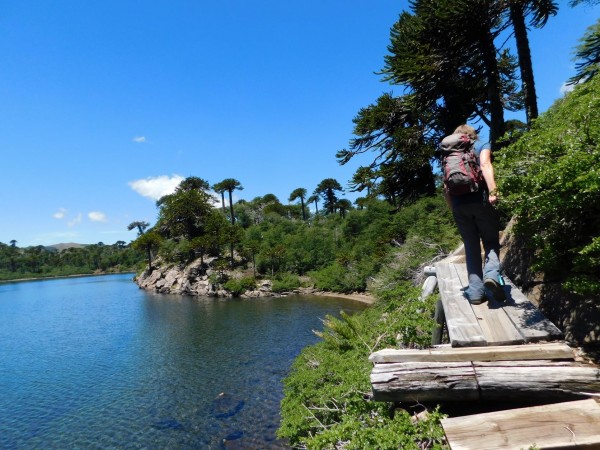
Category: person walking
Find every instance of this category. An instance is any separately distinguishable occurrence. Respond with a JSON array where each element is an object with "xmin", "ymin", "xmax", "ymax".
[{"xmin": 441, "ymin": 124, "xmax": 505, "ymax": 304}]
